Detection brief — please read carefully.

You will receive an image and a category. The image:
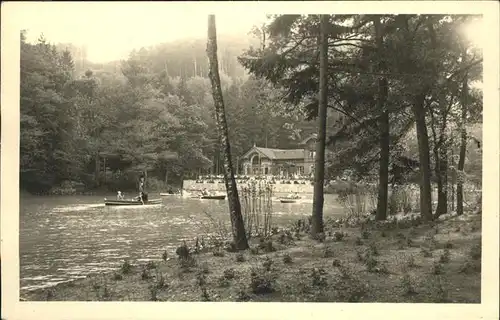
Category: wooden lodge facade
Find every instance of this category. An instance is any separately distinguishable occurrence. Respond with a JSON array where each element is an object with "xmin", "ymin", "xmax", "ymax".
[{"xmin": 241, "ymin": 134, "xmax": 319, "ymax": 177}]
